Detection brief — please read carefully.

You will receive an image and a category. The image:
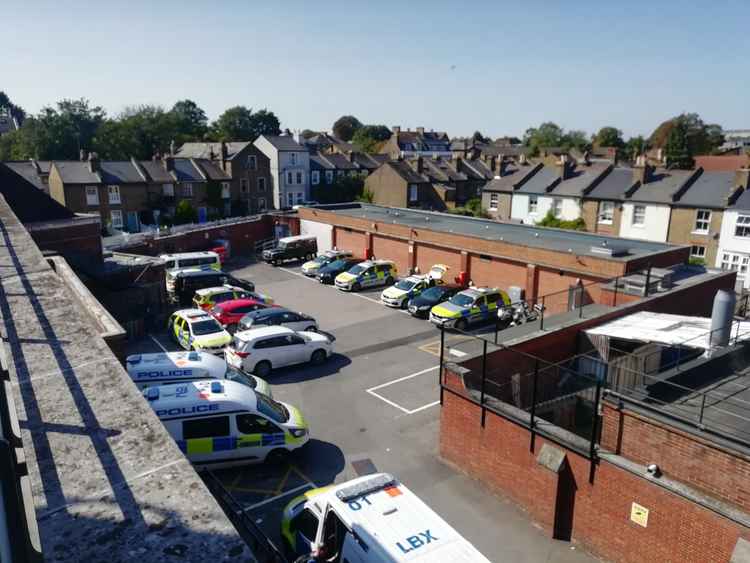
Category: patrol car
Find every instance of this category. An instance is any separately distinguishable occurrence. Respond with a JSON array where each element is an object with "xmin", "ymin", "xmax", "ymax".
[
  {"xmin": 192, "ymin": 285, "xmax": 273, "ymax": 311},
  {"xmin": 168, "ymin": 309, "xmax": 232, "ymax": 354},
  {"xmin": 301, "ymin": 249, "xmax": 353, "ymax": 276},
  {"xmin": 380, "ymin": 264, "xmax": 448, "ymax": 308},
  {"xmin": 126, "ymin": 351, "xmax": 272, "ymax": 396},
  {"xmin": 335, "ymin": 260, "xmax": 397, "ymax": 292},
  {"xmin": 281, "ymin": 473, "xmax": 491, "ymax": 562},
  {"xmin": 429, "ymin": 286, "xmax": 511, "ymax": 331},
  {"xmin": 145, "ymin": 380, "xmax": 309, "ymax": 468}
]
